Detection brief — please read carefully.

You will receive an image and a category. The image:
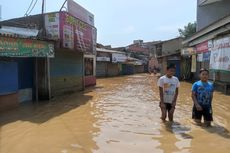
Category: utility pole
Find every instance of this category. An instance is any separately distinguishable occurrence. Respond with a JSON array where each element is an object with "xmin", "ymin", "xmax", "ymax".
[
  {"xmin": 0, "ymin": 5, "xmax": 2, "ymax": 21},
  {"xmin": 42, "ymin": 0, "xmax": 45, "ymax": 14}
]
